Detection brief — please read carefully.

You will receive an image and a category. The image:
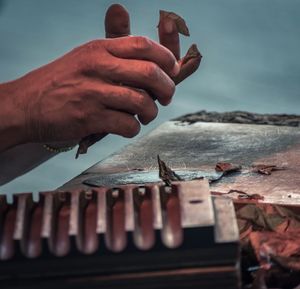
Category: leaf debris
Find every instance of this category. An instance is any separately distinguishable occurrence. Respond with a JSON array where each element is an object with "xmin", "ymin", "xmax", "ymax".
[
  {"xmin": 159, "ymin": 10, "xmax": 190, "ymax": 36},
  {"xmin": 215, "ymin": 162, "xmax": 242, "ymax": 174},
  {"xmin": 211, "ymin": 189, "xmax": 264, "ymax": 201},
  {"xmin": 252, "ymin": 164, "xmax": 286, "ymax": 175},
  {"xmin": 157, "ymin": 155, "xmax": 182, "ymax": 186}
]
